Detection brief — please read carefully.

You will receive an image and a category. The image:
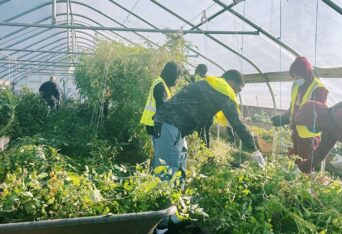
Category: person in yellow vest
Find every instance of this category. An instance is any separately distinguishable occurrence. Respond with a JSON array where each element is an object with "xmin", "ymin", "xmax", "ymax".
[
  {"xmin": 294, "ymin": 101, "xmax": 342, "ymax": 173},
  {"xmin": 191, "ymin": 64, "xmax": 208, "ymax": 82},
  {"xmin": 271, "ymin": 57, "xmax": 328, "ymax": 165},
  {"xmin": 140, "ymin": 61, "xmax": 180, "ymax": 148},
  {"xmin": 189, "ymin": 64, "xmax": 213, "ymax": 148},
  {"xmin": 153, "ymin": 69, "xmax": 265, "ymax": 175},
  {"xmin": 152, "ymin": 69, "xmax": 265, "ymax": 234}
]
